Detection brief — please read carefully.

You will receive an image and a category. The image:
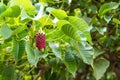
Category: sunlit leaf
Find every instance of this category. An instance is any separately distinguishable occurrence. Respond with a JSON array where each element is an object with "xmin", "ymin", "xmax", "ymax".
[
  {"xmin": 9, "ymin": 0, "xmax": 35, "ymax": 12},
  {"xmin": 32, "ymin": 3, "xmax": 45, "ymax": 20},
  {"xmin": 39, "ymin": 16, "xmax": 53, "ymax": 27},
  {"xmin": 112, "ymin": 18, "xmax": 120, "ymax": 24},
  {"xmin": 56, "ymin": 20, "xmax": 69, "ymax": 29},
  {"xmin": 0, "ymin": 5, "xmax": 21, "ymax": 17},
  {"xmin": 46, "ymin": 29, "xmax": 64, "ymax": 41},
  {"xmin": 67, "ymin": 16, "xmax": 92, "ymax": 44},
  {"xmin": 99, "ymin": 2, "xmax": 119, "ymax": 17},
  {"xmin": 20, "ymin": 8, "xmax": 30, "ymax": 20},
  {"xmin": 61, "ymin": 24, "xmax": 80, "ymax": 42},
  {"xmin": 51, "ymin": 9, "xmax": 67, "ymax": 20}
]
